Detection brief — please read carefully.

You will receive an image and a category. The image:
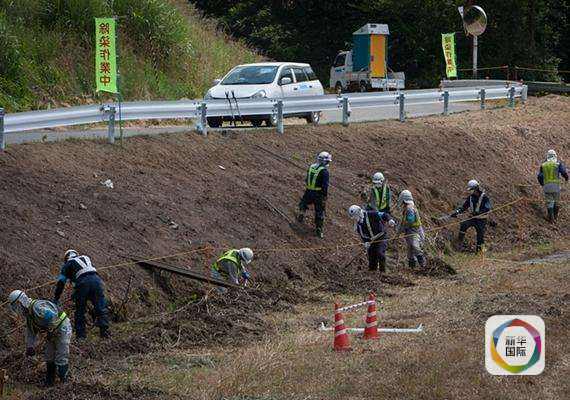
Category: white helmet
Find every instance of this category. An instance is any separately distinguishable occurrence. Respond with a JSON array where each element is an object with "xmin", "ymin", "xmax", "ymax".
[
  {"xmin": 372, "ymin": 172, "xmax": 385, "ymax": 185},
  {"xmin": 348, "ymin": 205, "xmax": 364, "ymax": 221},
  {"xmin": 398, "ymin": 190, "xmax": 414, "ymax": 206},
  {"xmin": 317, "ymin": 151, "xmax": 332, "ymax": 164},
  {"xmin": 64, "ymin": 249, "xmax": 78, "ymax": 261},
  {"xmin": 238, "ymin": 248, "xmax": 254, "ymax": 264},
  {"xmin": 467, "ymin": 179, "xmax": 480, "ymax": 192},
  {"xmin": 8, "ymin": 290, "xmax": 30, "ymax": 314},
  {"xmin": 546, "ymin": 149, "xmax": 557, "ymax": 161}
]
